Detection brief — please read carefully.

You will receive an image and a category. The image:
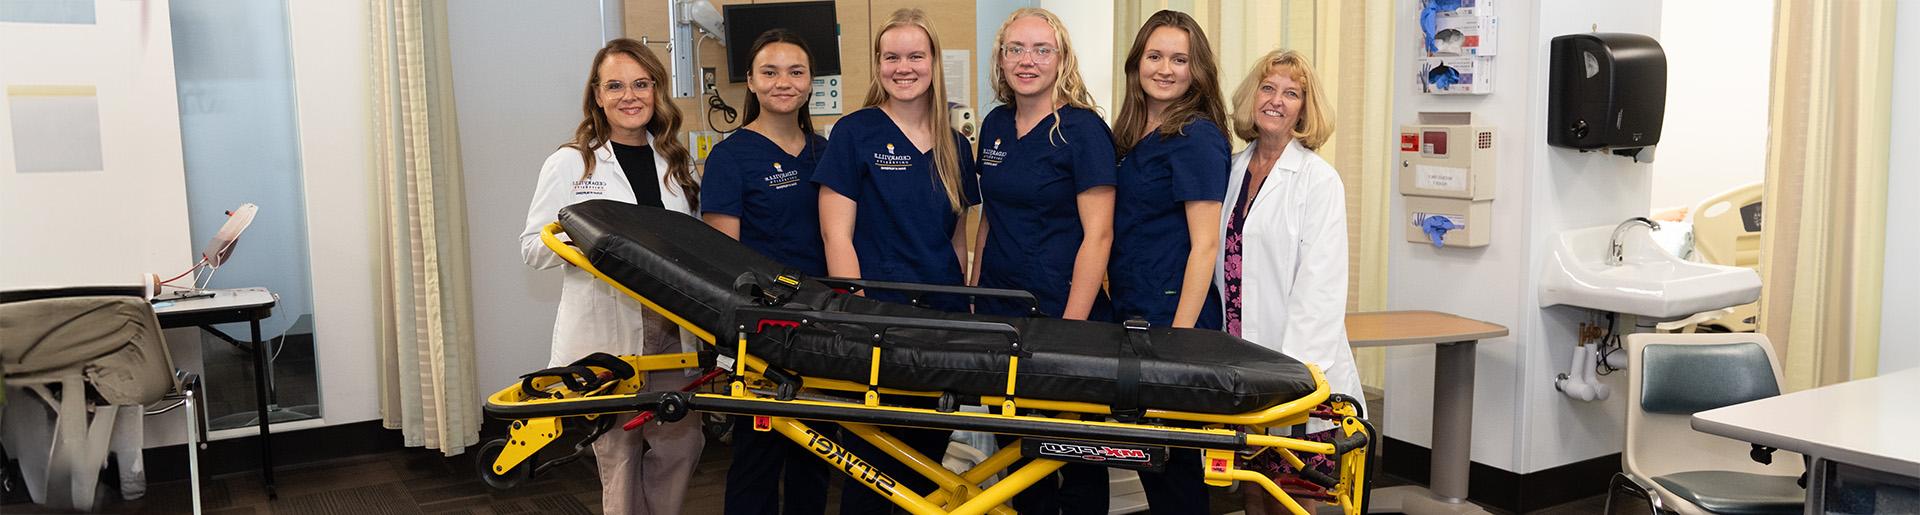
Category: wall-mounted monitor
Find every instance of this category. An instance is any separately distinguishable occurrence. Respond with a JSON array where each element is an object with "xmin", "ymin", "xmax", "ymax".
[{"xmin": 723, "ymin": 1, "xmax": 841, "ymax": 83}]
